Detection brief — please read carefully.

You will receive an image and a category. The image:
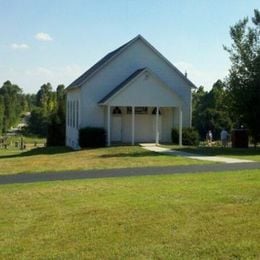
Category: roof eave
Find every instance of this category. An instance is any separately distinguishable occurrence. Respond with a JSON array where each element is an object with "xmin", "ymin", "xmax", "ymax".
[
  {"xmin": 98, "ymin": 67, "xmax": 183, "ymax": 105},
  {"xmin": 98, "ymin": 68, "xmax": 147, "ymax": 104},
  {"xmin": 66, "ymin": 34, "xmax": 197, "ymax": 91},
  {"xmin": 137, "ymin": 35, "xmax": 197, "ymax": 89},
  {"xmin": 65, "ymin": 85, "xmax": 80, "ymax": 92},
  {"xmin": 67, "ymin": 35, "xmax": 141, "ymax": 90}
]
